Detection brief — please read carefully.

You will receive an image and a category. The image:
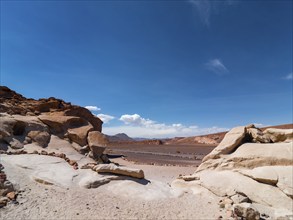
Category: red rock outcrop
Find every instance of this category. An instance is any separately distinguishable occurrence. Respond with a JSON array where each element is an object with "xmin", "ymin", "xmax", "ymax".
[{"xmin": 0, "ymin": 86, "xmax": 105, "ymax": 159}]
